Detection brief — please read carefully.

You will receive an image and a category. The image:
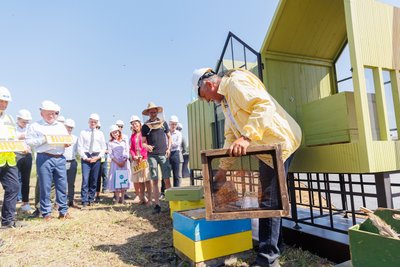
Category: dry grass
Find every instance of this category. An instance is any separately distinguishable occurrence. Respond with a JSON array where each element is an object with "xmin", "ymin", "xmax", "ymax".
[{"xmin": 0, "ymin": 174, "xmax": 333, "ymax": 267}]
